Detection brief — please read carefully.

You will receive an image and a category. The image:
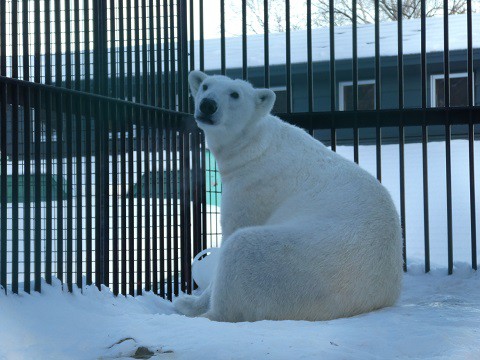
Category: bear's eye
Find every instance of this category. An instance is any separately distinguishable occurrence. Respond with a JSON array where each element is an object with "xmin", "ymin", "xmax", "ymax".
[
  {"xmin": 202, "ymin": 84, "xmax": 208, "ymax": 91},
  {"xmin": 230, "ymin": 91, "xmax": 239, "ymax": 99}
]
